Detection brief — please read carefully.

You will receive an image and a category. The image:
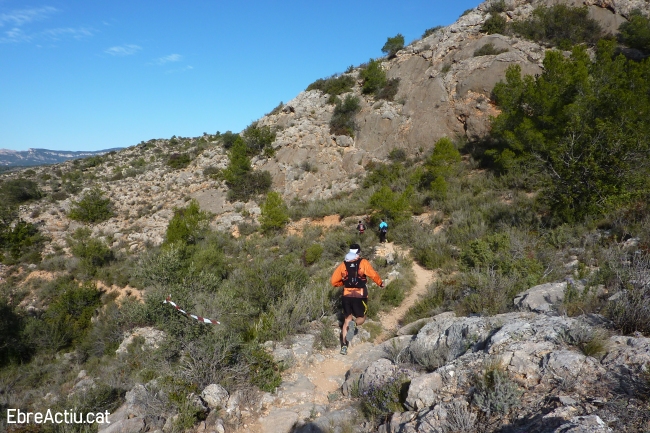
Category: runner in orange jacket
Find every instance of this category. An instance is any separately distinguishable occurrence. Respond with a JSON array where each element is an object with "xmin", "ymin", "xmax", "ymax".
[{"xmin": 331, "ymin": 243, "xmax": 383, "ymax": 355}]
